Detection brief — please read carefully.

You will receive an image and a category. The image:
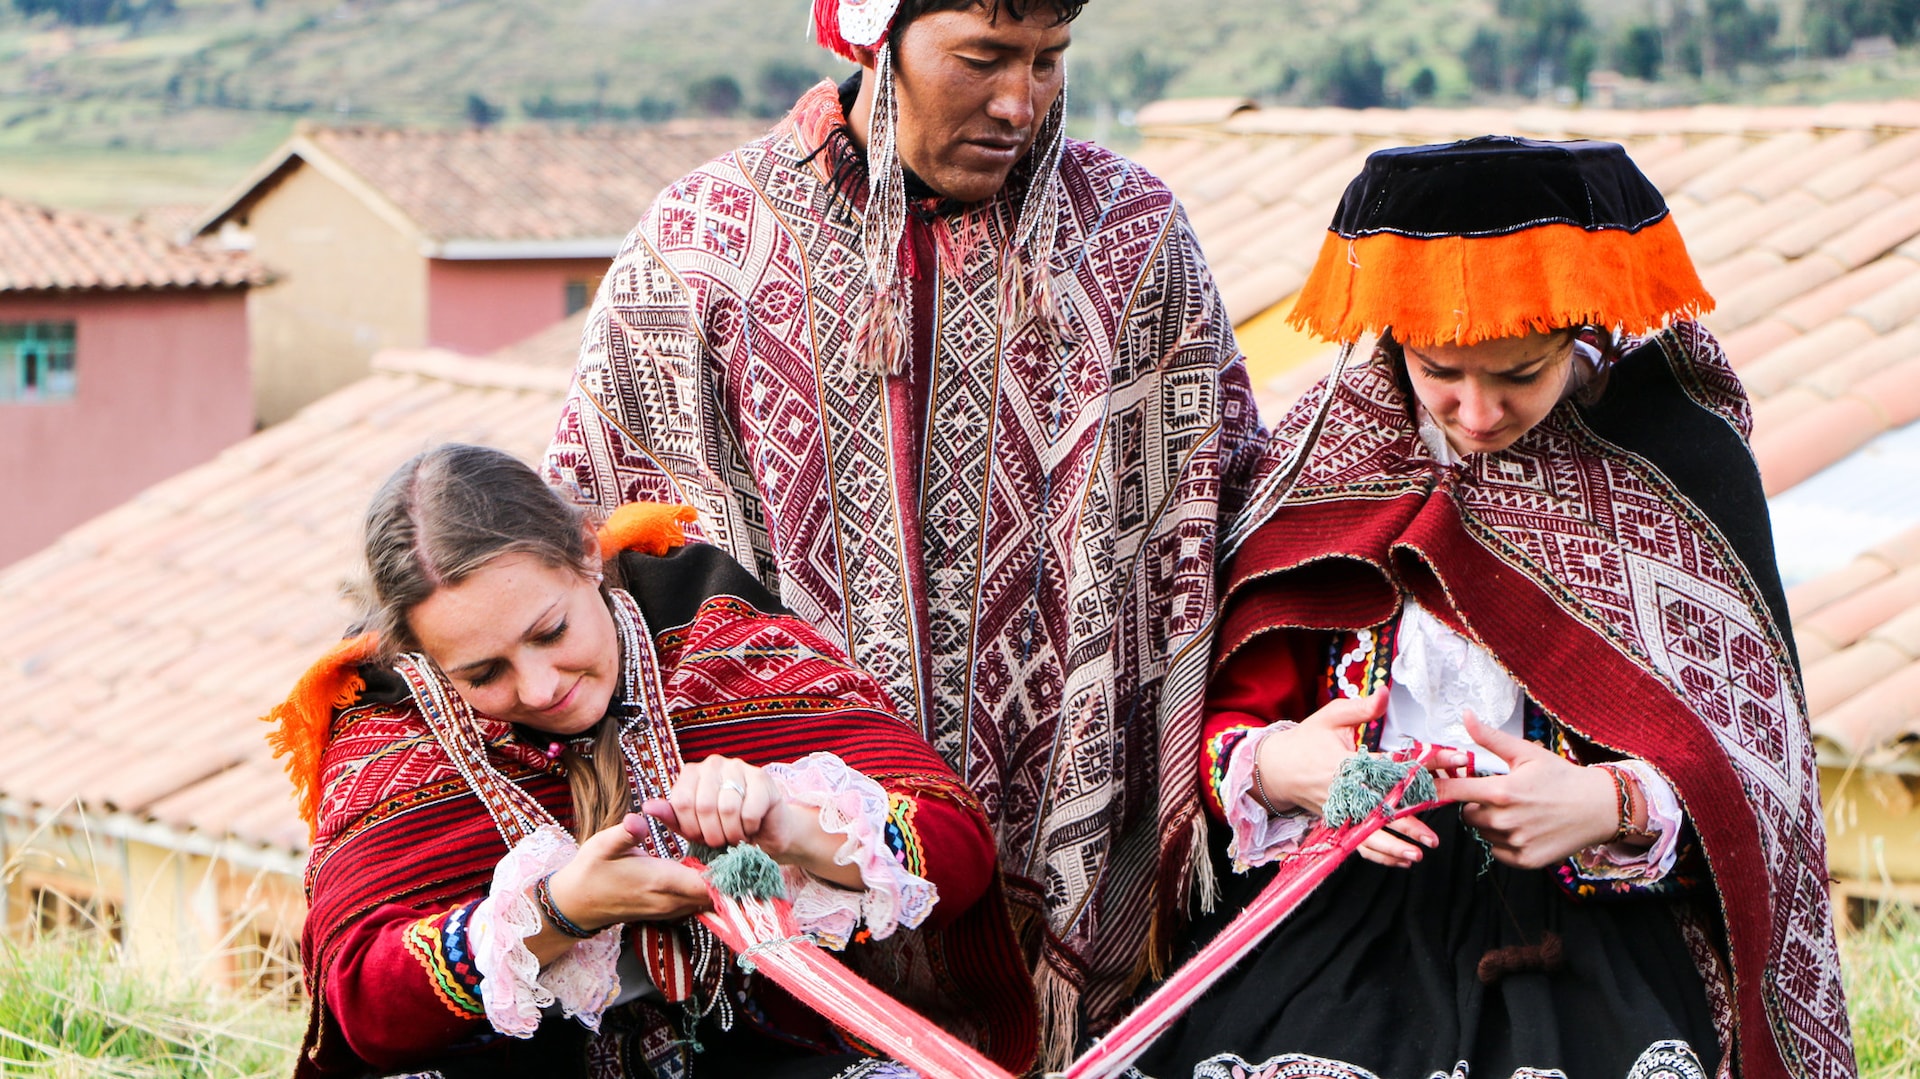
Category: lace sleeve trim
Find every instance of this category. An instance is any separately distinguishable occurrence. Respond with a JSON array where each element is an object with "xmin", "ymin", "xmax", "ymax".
[
  {"xmin": 766, "ymin": 752, "xmax": 938, "ymax": 951},
  {"xmin": 1222, "ymin": 724, "xmax": 1317, "ymax": 872},
  {"xmin": 1572, "ymin": 760, "xmax": 1685, "ymax": 883},
  {"xmin": 467, "ymin": 824, "xmax": 621, "ymax": 1037}
]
